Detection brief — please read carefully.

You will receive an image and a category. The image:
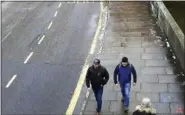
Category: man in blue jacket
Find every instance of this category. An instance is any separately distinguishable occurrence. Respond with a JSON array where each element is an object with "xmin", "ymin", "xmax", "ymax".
[{"xmin": 114, "ymin": 57, "xmax": 137, "ymax": 114}]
